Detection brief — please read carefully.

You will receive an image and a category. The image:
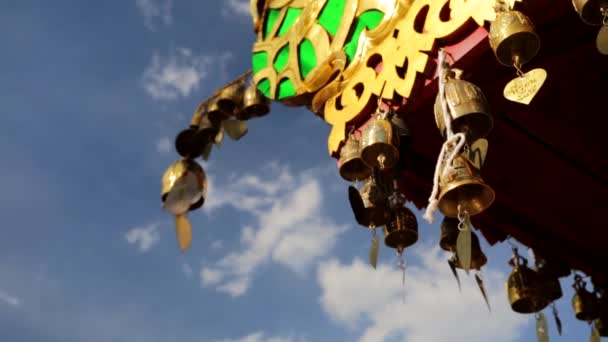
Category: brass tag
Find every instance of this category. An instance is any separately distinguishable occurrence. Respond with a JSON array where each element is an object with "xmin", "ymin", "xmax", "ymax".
[
  {"xmin": 175, "ymin": 214, "xmax": 192, "ymax": 254},
  {"xmin": 467, "ymin": 139, "xmax": 488, "ymax": 170},
  {"xmin": 597, "ymin": 25, "xmax": 608, "ymax": 55},
  {"xmin": 369, "ymin": 234, "xmax": 379, "ymax": 269},
  {"xmin": 503, "ymin": 68, "xmax": 547, "ymax": 105}
]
